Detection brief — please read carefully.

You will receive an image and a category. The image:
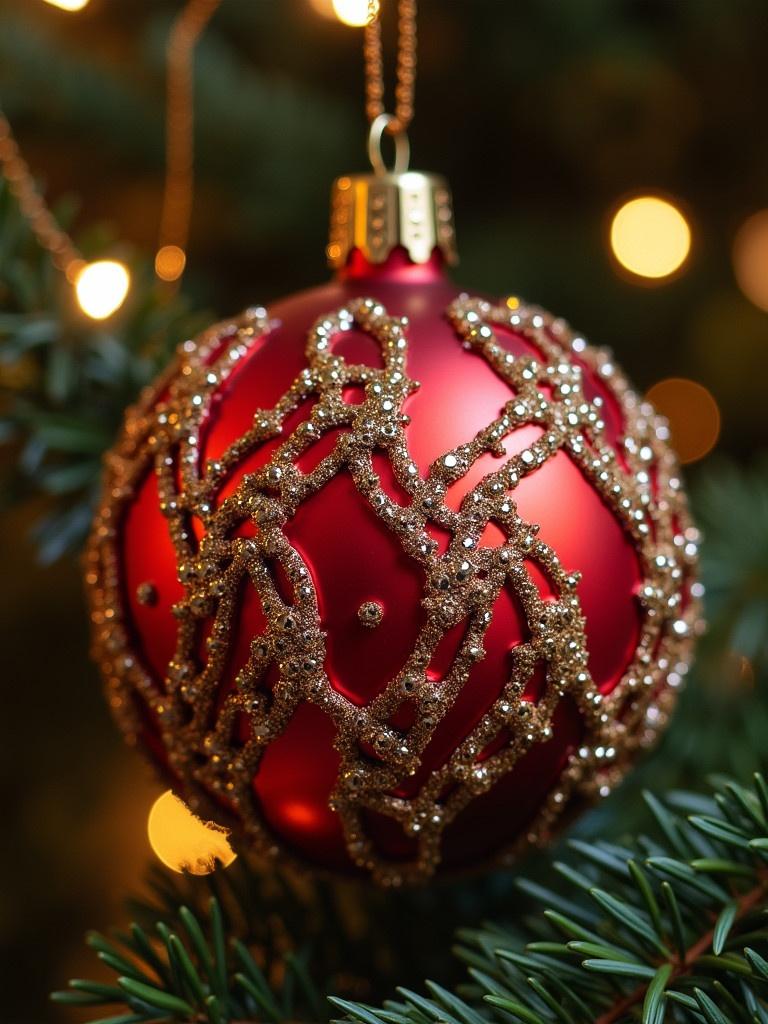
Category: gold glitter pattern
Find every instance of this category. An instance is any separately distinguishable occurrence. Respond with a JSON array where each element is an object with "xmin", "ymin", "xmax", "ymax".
[{"xmin": 85, "ymin": 294, "xmax": 700, "ymax": 885}]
